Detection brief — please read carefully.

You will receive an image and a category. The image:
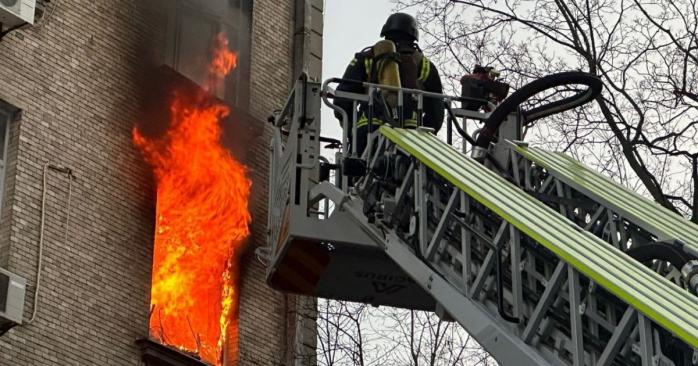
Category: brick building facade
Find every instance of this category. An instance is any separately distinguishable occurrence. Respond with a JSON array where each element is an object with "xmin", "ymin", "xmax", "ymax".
[{"xmin": 0, "ymin": 0, "xmax": 321, "ymax": 365}]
